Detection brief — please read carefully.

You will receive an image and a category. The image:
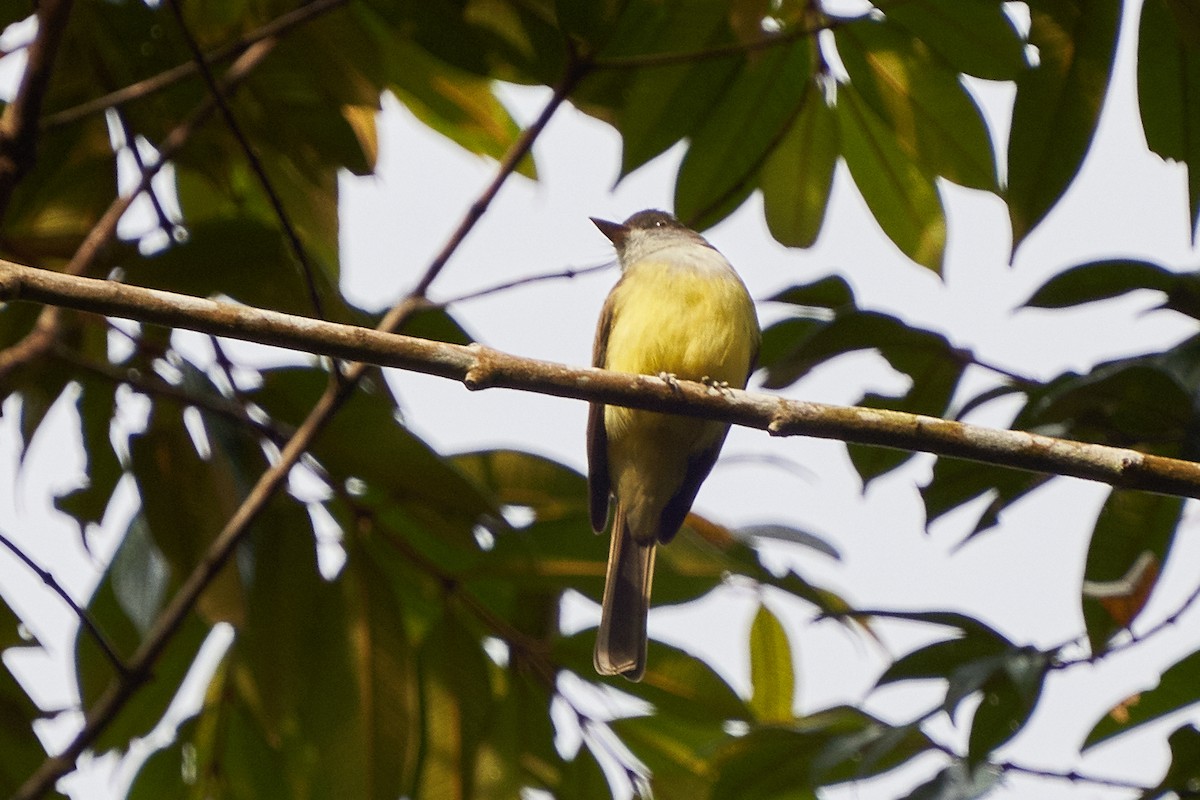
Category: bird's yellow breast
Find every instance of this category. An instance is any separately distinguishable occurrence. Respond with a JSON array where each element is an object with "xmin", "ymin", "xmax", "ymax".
[{"xmin": 603, "ymin": 259, "xmax": 758, "ymax": 384}]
